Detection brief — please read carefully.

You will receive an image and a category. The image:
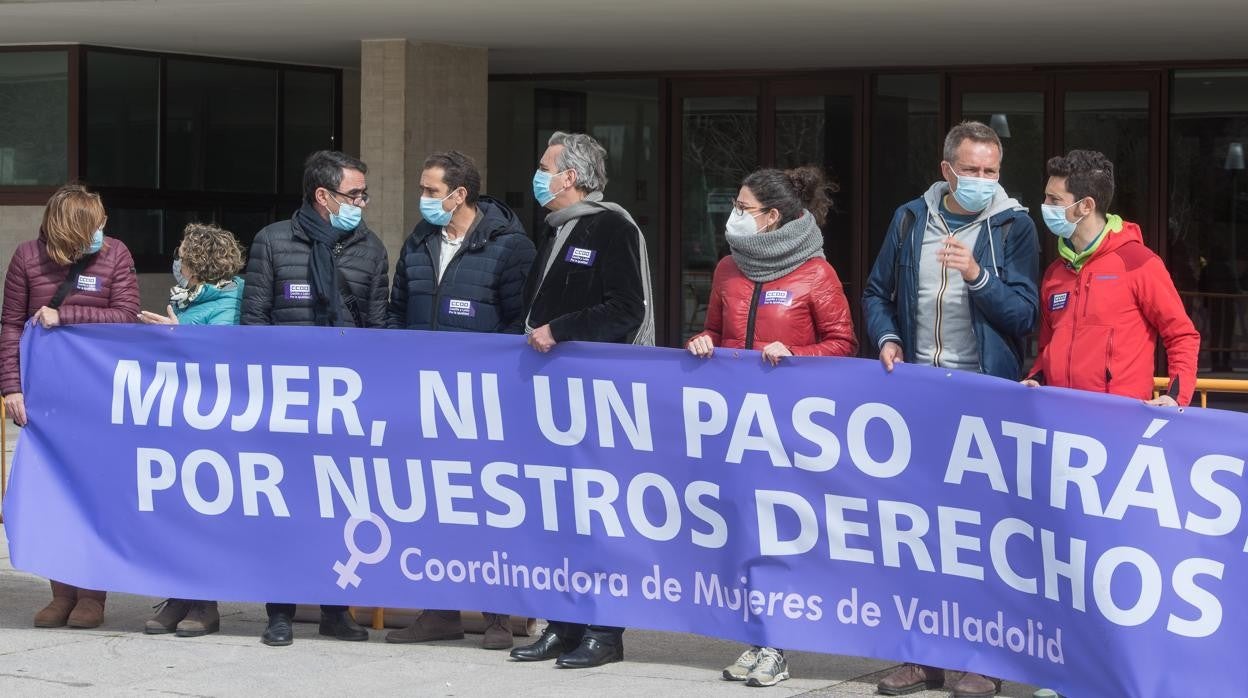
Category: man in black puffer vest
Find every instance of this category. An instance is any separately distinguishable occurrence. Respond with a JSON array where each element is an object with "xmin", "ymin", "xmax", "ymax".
[
  {"xmin": 510, "ymin": 132, "xmax": 653, "ymax": 670},
  {"xmin": 383, "ymin": 150, "xmax": 534, "ymax": 651},
  {"xmin": 386, "ymin": 150, "xmax": 535, "ymax": 334},
  {"xmin": 242, "ymin": 149, "xmax": 388, "ymax": 647},
  {"xmin": 242, "ymin": 150, "xmax": 389, "ymax": 330}
]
